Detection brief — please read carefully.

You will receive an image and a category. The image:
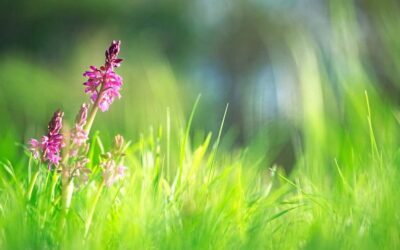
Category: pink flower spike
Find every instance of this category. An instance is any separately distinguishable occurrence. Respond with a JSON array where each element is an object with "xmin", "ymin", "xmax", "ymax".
[
  {"xmin": 29, "ymin": 110, "xmax": 64, "ymax": 168},
  {"xmin": 70, "ymin": 103, "xmax": 89, "ymax": 157},
  {"xmin": 48, "ymin": 110, "xmax": 63, "ymax": 136},
  {"xmin": 75, "ymin": 103, "xmax": 89, "ymax": 127},
  {"xmin": 82, "ymin": 40, "xmax": 124, "ymax": 112},
  {"xmin": 102, "ymin": 160, "xmax": 127, "ymax": 187}
]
